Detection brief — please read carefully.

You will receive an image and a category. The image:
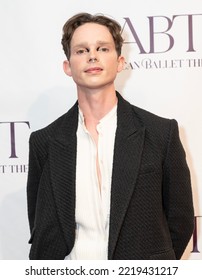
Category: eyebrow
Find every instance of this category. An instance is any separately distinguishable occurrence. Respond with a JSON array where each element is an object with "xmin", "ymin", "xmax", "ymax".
[{"xmin": 72, "ymin": 41, "xmax": 113, "ymax": 49}]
